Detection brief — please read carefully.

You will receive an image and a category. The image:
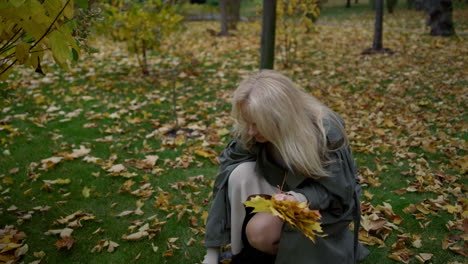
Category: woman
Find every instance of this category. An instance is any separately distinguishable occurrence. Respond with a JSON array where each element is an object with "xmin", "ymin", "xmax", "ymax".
[{"xmin": 203, "ymin": 70, "xmax": 368, "ymax": 264}]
